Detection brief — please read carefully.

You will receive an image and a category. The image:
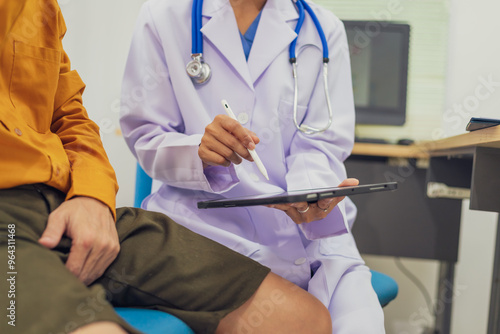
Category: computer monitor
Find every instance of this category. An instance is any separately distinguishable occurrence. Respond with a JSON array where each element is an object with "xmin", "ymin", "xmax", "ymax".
[{"xmin": 344, "ymin": 21, "xmax": 410, "ymax": 126}]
